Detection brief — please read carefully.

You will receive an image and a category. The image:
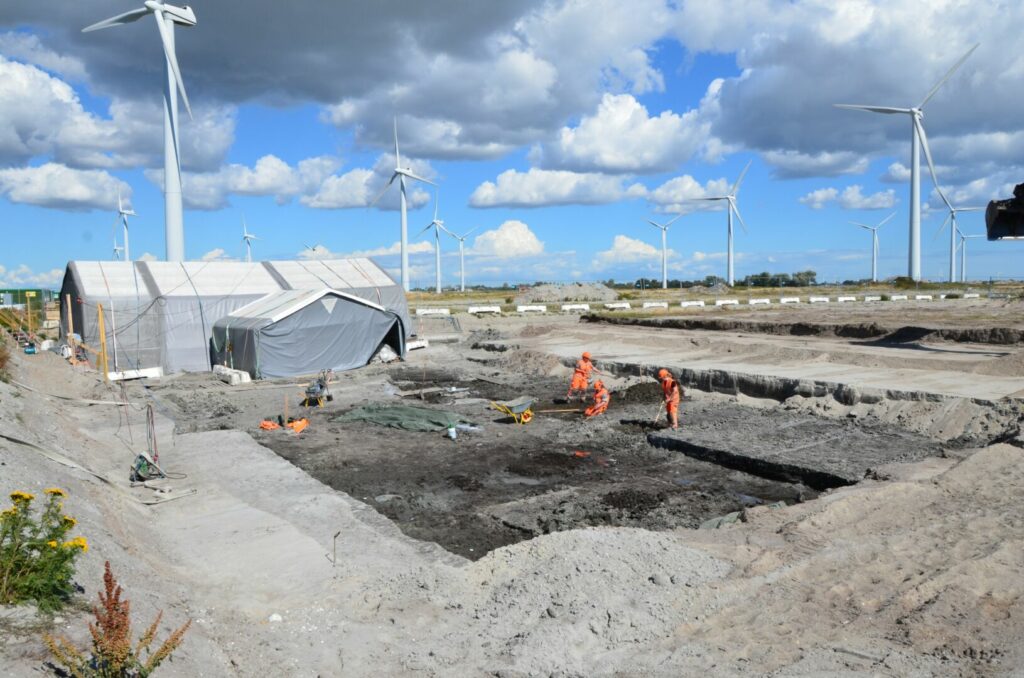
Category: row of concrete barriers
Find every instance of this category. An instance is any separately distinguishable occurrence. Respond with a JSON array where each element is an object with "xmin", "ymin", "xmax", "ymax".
[{"xmin": 414, "ymin": 292, "xmax": 981, "ymax": 316}]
